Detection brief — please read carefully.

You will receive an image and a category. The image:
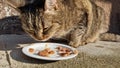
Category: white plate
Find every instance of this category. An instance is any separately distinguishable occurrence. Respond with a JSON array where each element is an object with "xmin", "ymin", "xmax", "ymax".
[{"xmin": 22, "ymin": 43, "xmax": 78, "ymax": 61}]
